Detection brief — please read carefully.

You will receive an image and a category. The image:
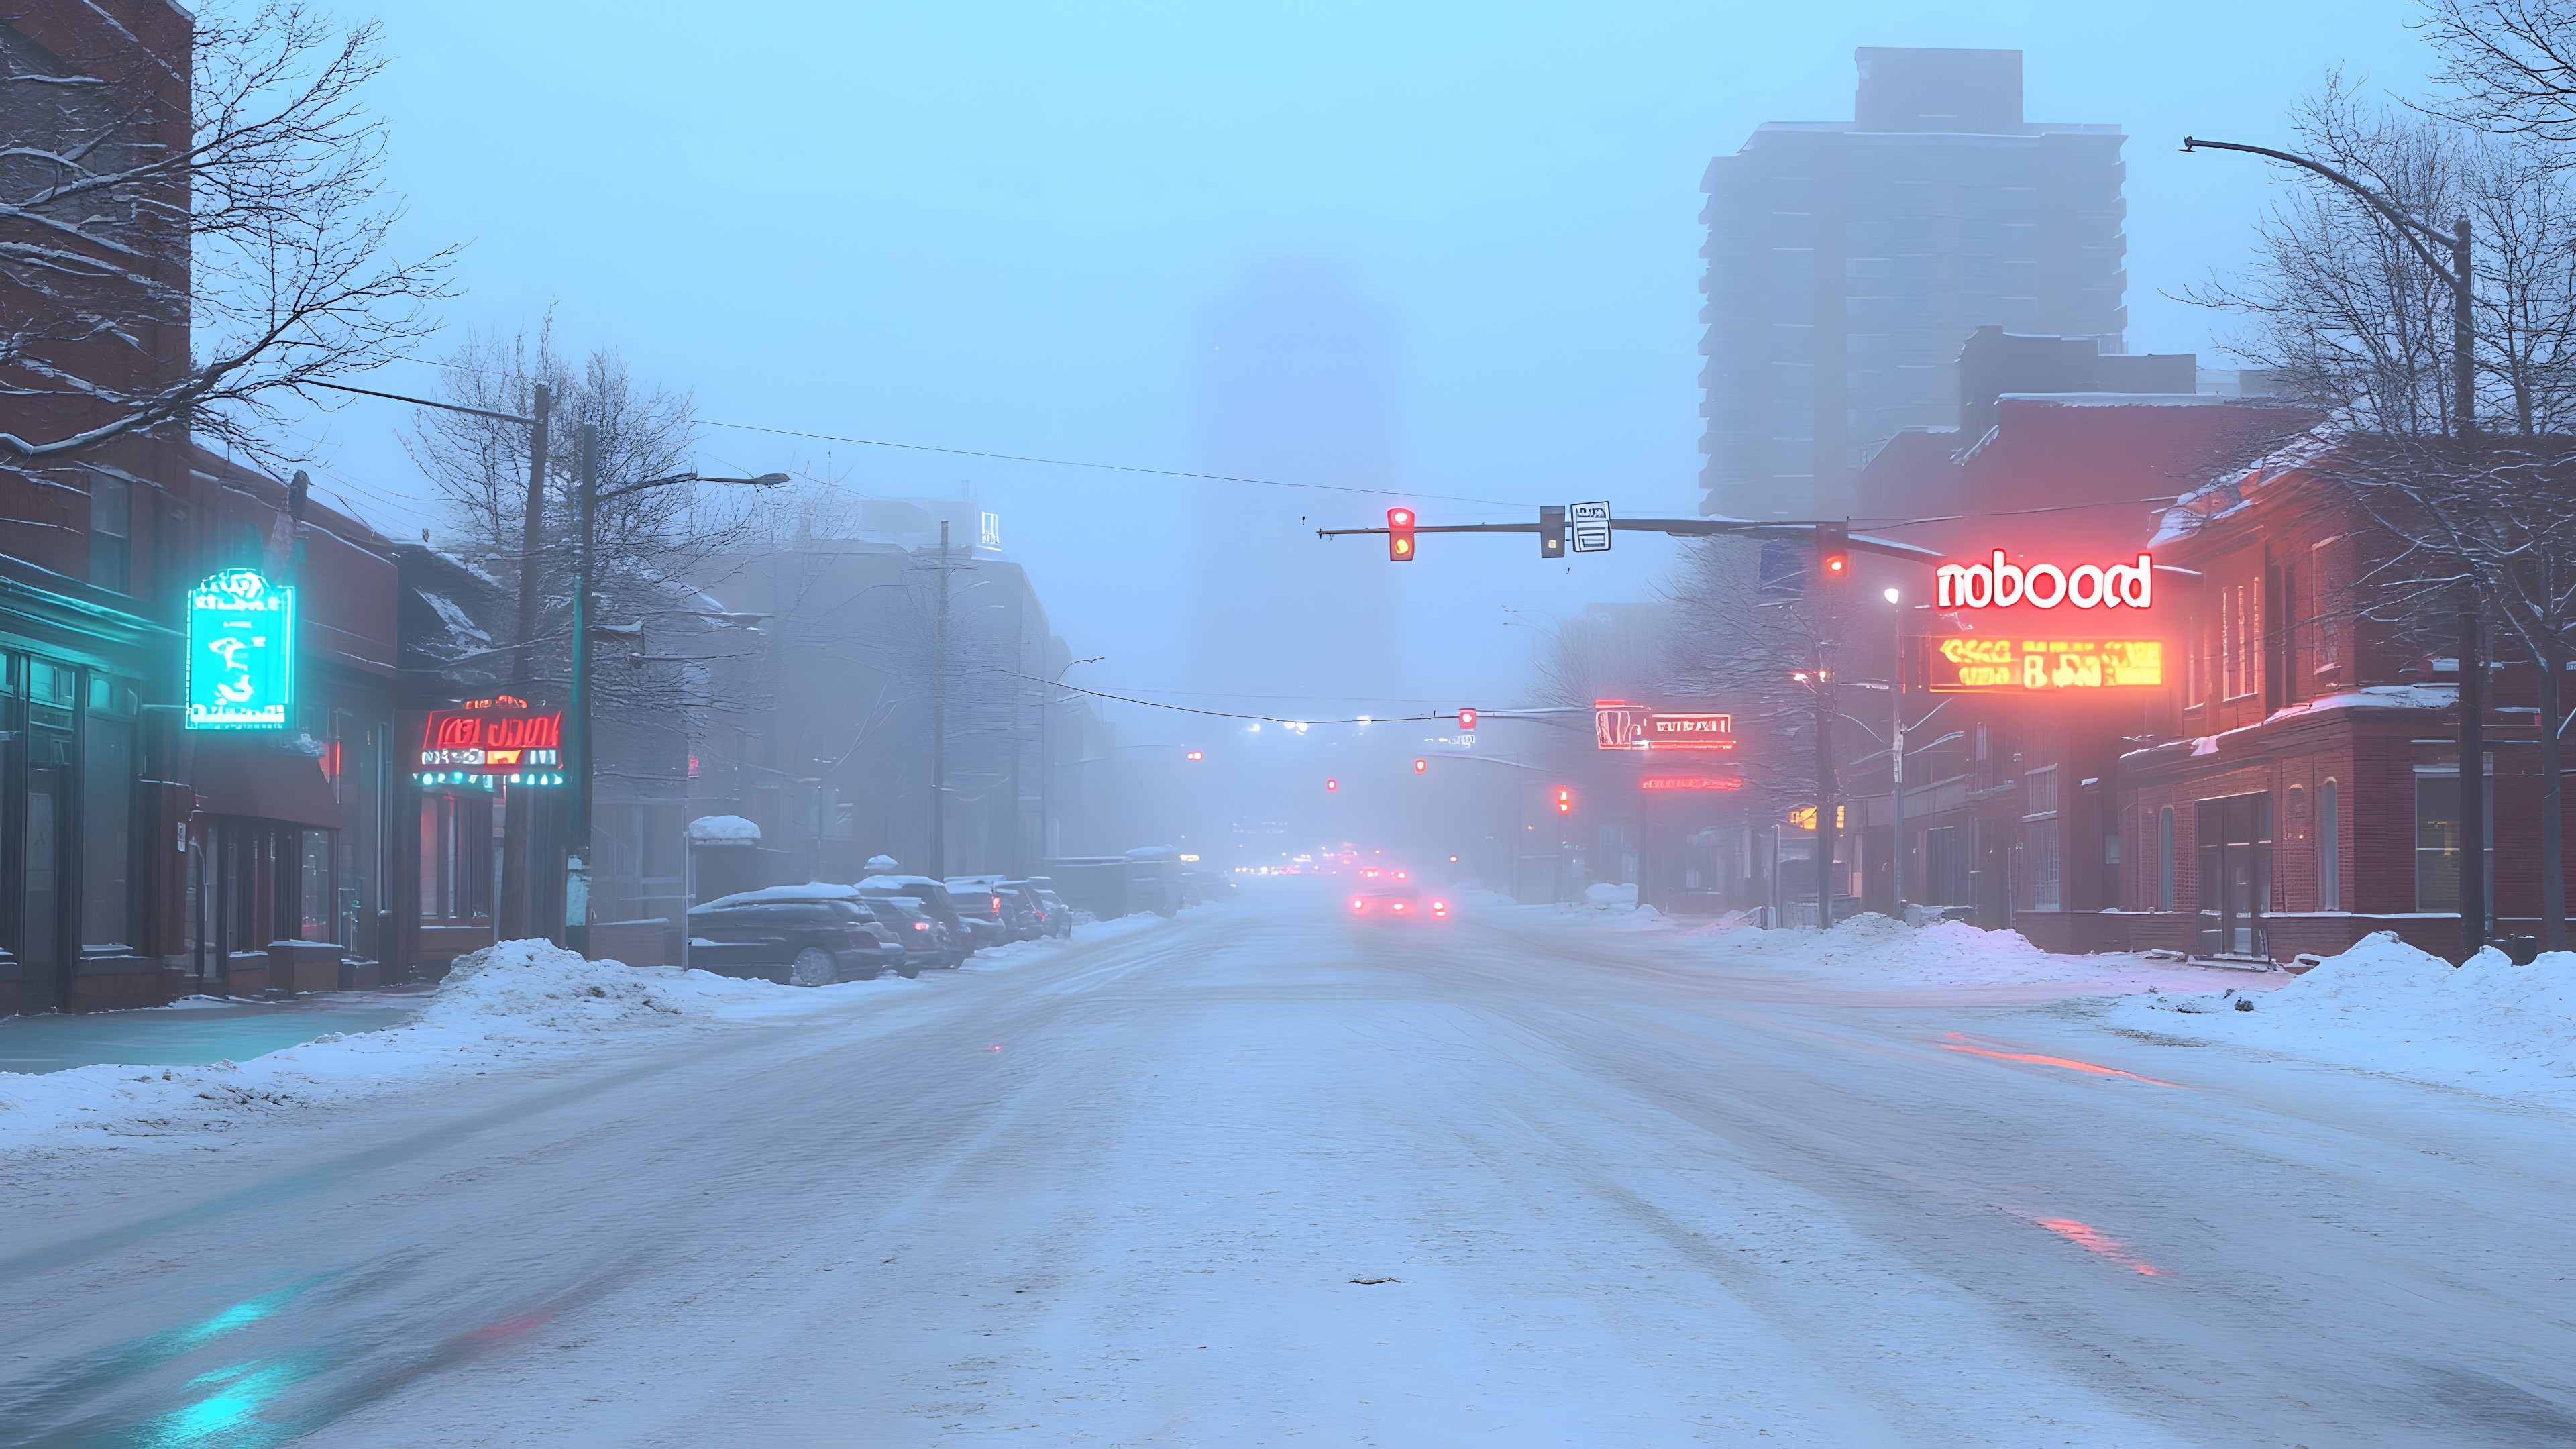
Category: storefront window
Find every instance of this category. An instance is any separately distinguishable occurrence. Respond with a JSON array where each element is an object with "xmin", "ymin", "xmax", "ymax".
[
  {"xmin": 2415, "ymin": 765, "xmax": 2493, "ymax": 912},
  {"xmin": 300, "ymin": 830, "xmax": 335, "ymax": 941},
  {"xmin": 82, "ymin": 711, "xmax": 133, "ymax": 951},
  {"xmin": 2025, "ymin": 821, "xmax": 2061, "ymax": 911}
]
